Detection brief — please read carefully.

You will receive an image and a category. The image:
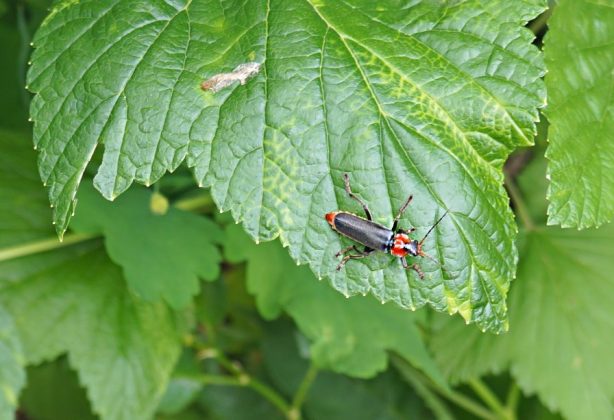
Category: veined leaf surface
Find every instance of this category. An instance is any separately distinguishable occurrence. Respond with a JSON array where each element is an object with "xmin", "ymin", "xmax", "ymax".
[
  {"xmin": 431, "ymin": 226, "xmax": 614, "ymax": 420},
  {"xmin": 28, "ymin": 0, "xmax": 546, "ymax": 332},
  {"xmin": 545, "ymin": 0, "xmax": 614, "ymax": 229},
  {"xmin": 71, "ymin": 184, "xmax": 222, "ymax": 309},
  {"xmin": 0, "ymin": 130, "xmax": 184, "ymax": 420}
]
